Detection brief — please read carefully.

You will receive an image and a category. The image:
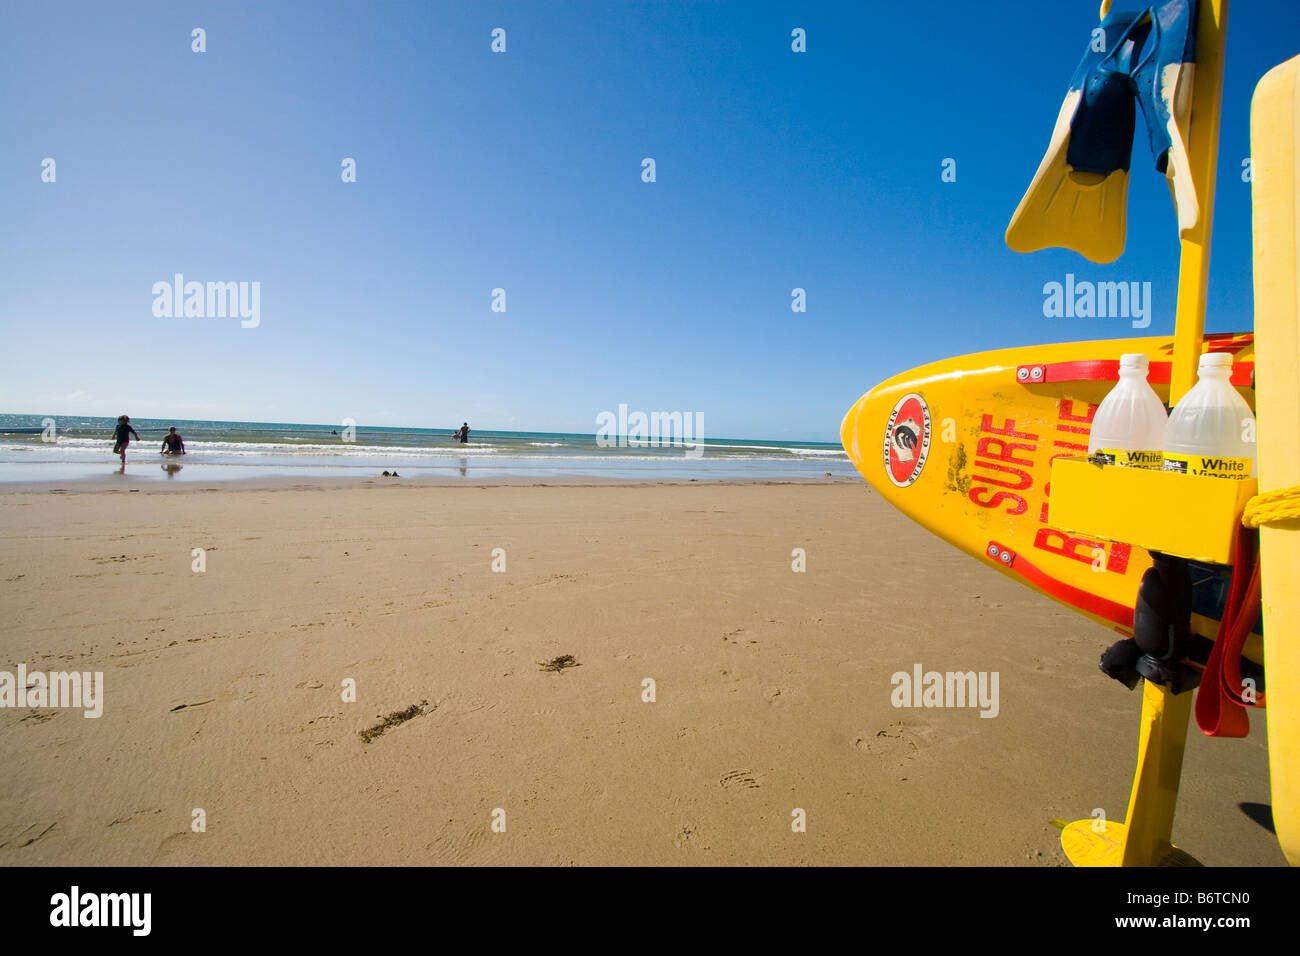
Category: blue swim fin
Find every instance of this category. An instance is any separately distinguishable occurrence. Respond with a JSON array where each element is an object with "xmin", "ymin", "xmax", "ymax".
[
  {"xmin": 1007, "ymin": 0, "xmax": 1201, "ymax": 262},
  {"xmin": 1131, "ymin": 0, "xmax": 1200, "ymax": 234}
]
